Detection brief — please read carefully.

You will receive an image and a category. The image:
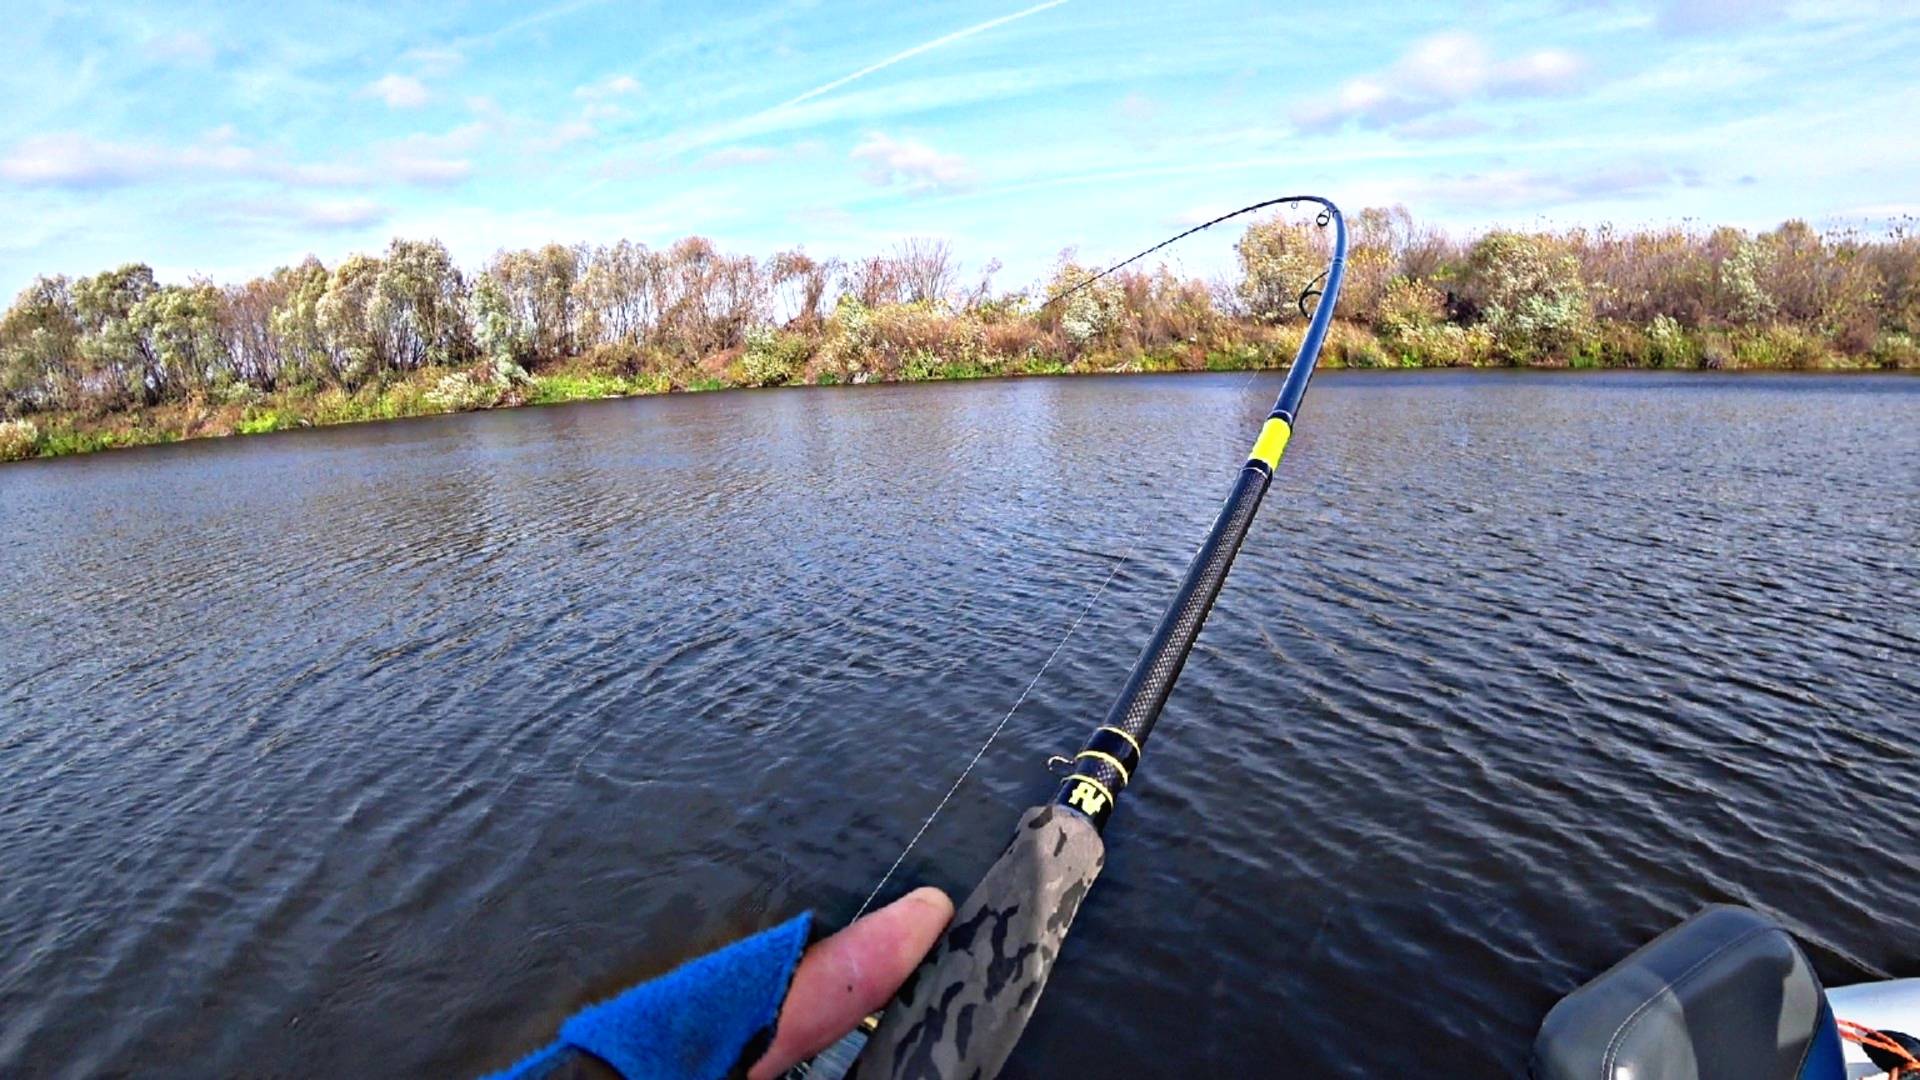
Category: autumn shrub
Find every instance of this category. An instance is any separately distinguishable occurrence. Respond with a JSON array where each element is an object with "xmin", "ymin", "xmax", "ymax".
[
  {"xmin": 1570, "ymin": 225, "xmax": 1715, "ymax": 327},
  {"xmin": 1462, "ymin": 232, "xmax": 1597, "ymax": 363},
  {"xmin": 1394, "ymin": 324, "xmax": 1495, "ymax": 367},
  {"xmin": 1714, "ymin": 233, "xmax": 1776, "ymax": 326},
  {"xmin": 1042, "ymin": 264, "xmax": 1124, "ymax": 352},
  {"xmin": 1589, "ymin": 322, "xmax": 1650, "ymax": 368},
  {"xmin": 867, "ymin": 303, "xmax": 981, "ymax": 380},
  {"xmin": 1320, "ymin": 321, "xmax": 1391, "ymax": 368},
  {"xmin": 0, "ymin": 417, "xmax": 37, "ymax": 460},
  {"xmin": 1871, "ymin": 332, "xmax": 1919, "ymax": 369},
  {"xmin": 816, "ymin": 296, "xmax": 879, "ymax": 381},
  {"xmin": 1236, "ymin": 215, "xmax": 1330, "ymax": 324},
  {"xmin": 305, "ymin": 387, "xmax": 373, "ymax": 426},
  {"xmin": 741, "ymin": 326, "xmax": 813, "ymax": 386},
  {"xmin": 1376, "ymin": 276, "xmax": 1447, "ymax": 339},
  {"xmin": 423, "ymin": 371, "xmax": 503, "ymax": 412},
  {"xmin": 1730, "ymin": 324, "xmax": 1826, "ymax": 369},
  {"xmin": 982, "ymin": 315, "xmax": 1042, "ymax": 361},
  {"xmin": 579, "ymin": 341, "xmax": 647, "ymax": 376},
  {"xmin": 1646, "ymin": 315, "xmax": 1697, "ymax": 368}
]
